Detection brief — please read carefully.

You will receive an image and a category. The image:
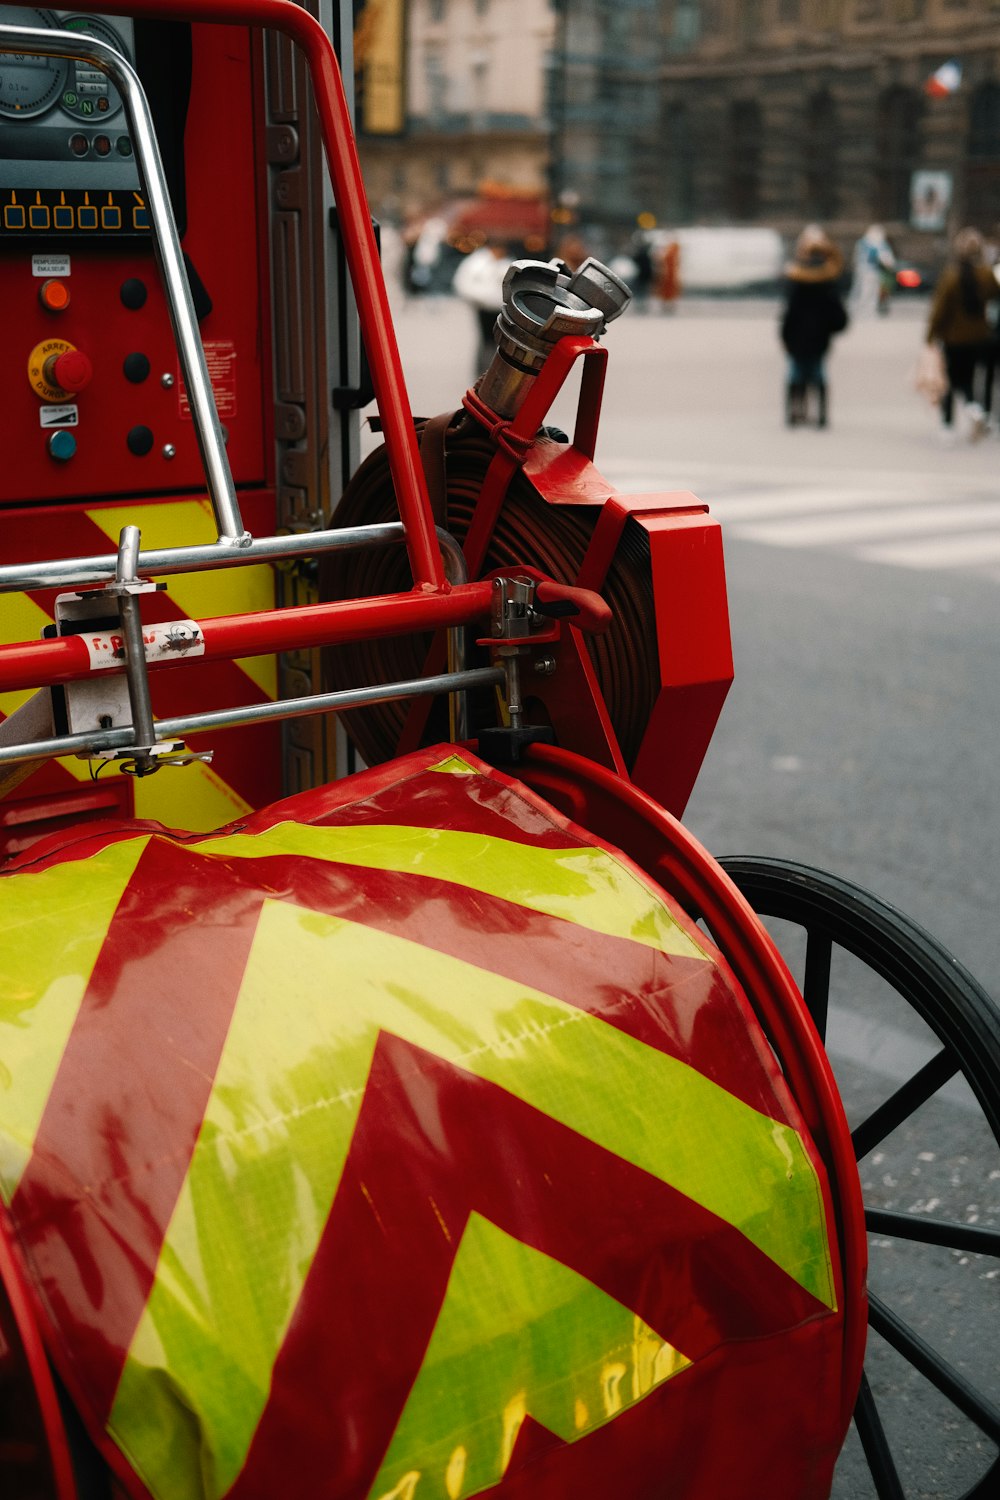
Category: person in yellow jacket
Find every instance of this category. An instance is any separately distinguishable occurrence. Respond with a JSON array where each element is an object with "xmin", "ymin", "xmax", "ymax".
[{"xmin": 926, "ymin": 226, "xmax": 1000, "ymax": 441}]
